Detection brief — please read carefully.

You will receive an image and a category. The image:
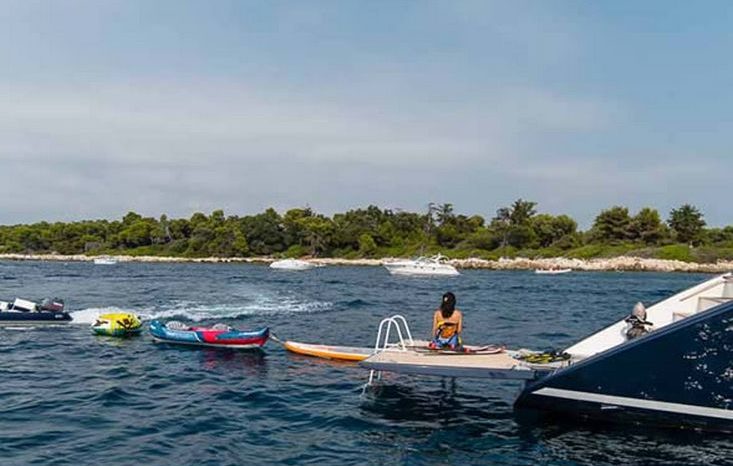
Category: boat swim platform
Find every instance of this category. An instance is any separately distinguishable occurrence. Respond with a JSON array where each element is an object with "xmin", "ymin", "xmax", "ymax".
[{"xmin": 360, "ymin": 350, "xmax": 546, "ymax": 381}]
